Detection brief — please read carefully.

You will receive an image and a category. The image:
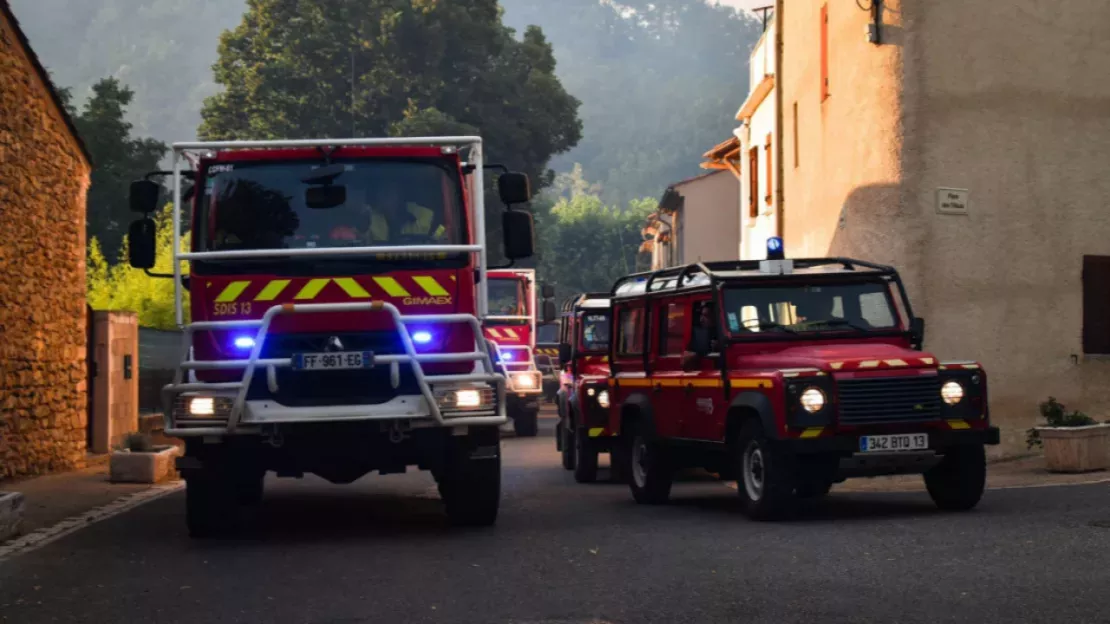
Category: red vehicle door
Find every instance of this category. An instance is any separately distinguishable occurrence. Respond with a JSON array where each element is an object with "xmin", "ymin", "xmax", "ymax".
[
  {"xmin": 612, "ymin": 302, "xmax": 663, "ymax": 433},
  {"xmin": 679, "ymin": 297, "xmax": 729, "ymax": 441},
  {"xmin": 650, "ymin": 298, "xmax": 688, "ymax": 437}
]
